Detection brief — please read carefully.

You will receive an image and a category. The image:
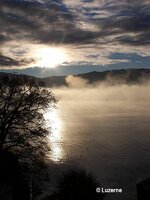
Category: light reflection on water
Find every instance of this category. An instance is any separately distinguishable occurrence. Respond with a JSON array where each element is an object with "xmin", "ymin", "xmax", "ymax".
[
  {"xmin": 44, "ymin": 109, "xmax": 64, "ymax": 162},
  {"xmin": 44, "ymin": 86, "xmax": 150, "ymax": 200}
]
